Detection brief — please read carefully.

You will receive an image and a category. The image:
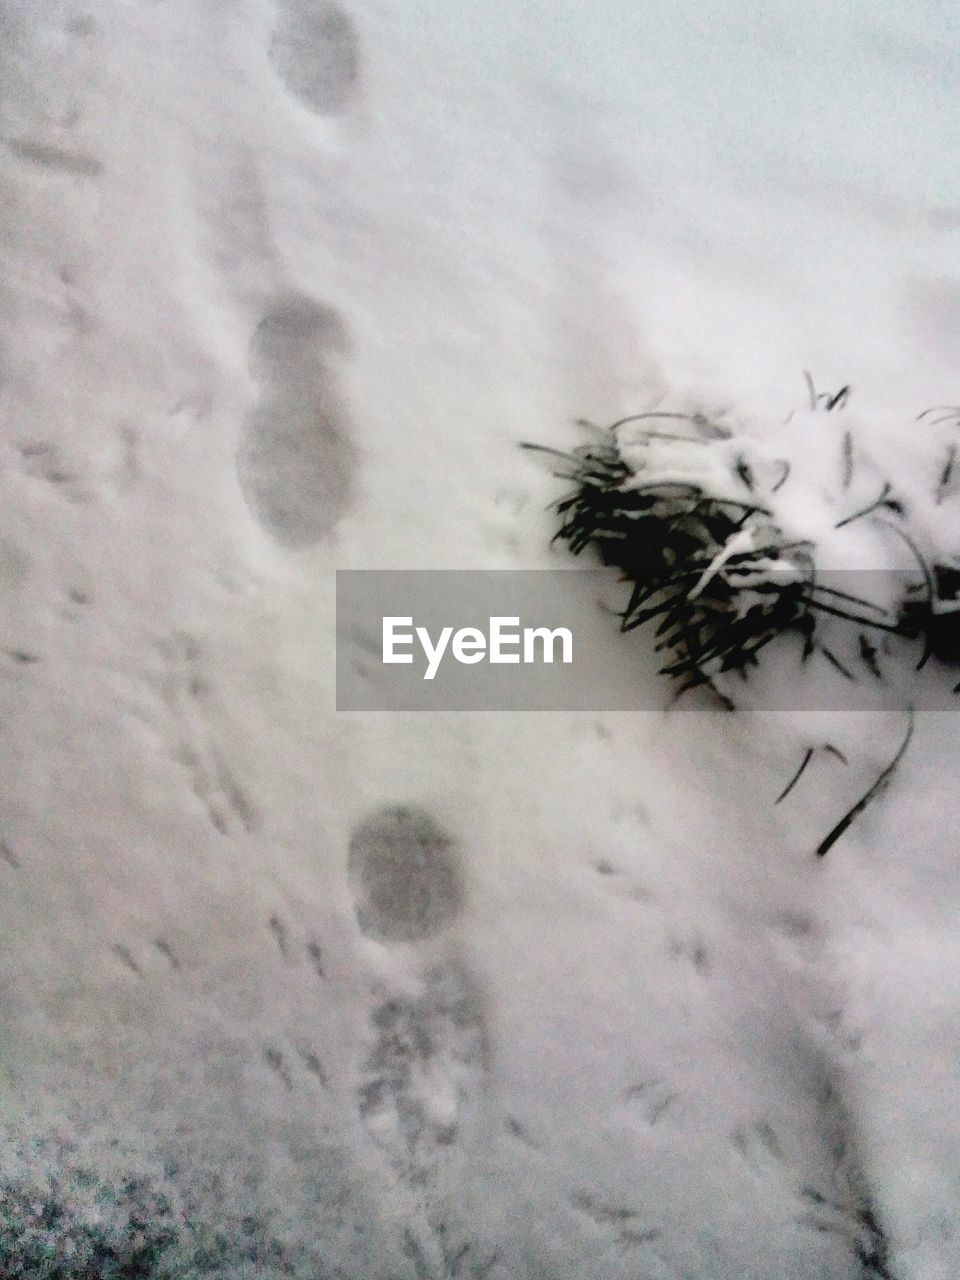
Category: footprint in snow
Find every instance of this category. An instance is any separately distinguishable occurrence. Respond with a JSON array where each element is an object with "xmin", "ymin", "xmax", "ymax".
[
  {"xmin": 237, "ymin": 295, "xmax": 358, "ymax": 547},
  {"xmin": 348, "ymin": 805, "xmax": 465, "ymax": 945},
  {"xmin": 358, "ymin": 962, "xmax": 488, "ymax": 1192},
  {"xmin": 269, "ymin": 0, "xmax": 361, "ymax": 116}
]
